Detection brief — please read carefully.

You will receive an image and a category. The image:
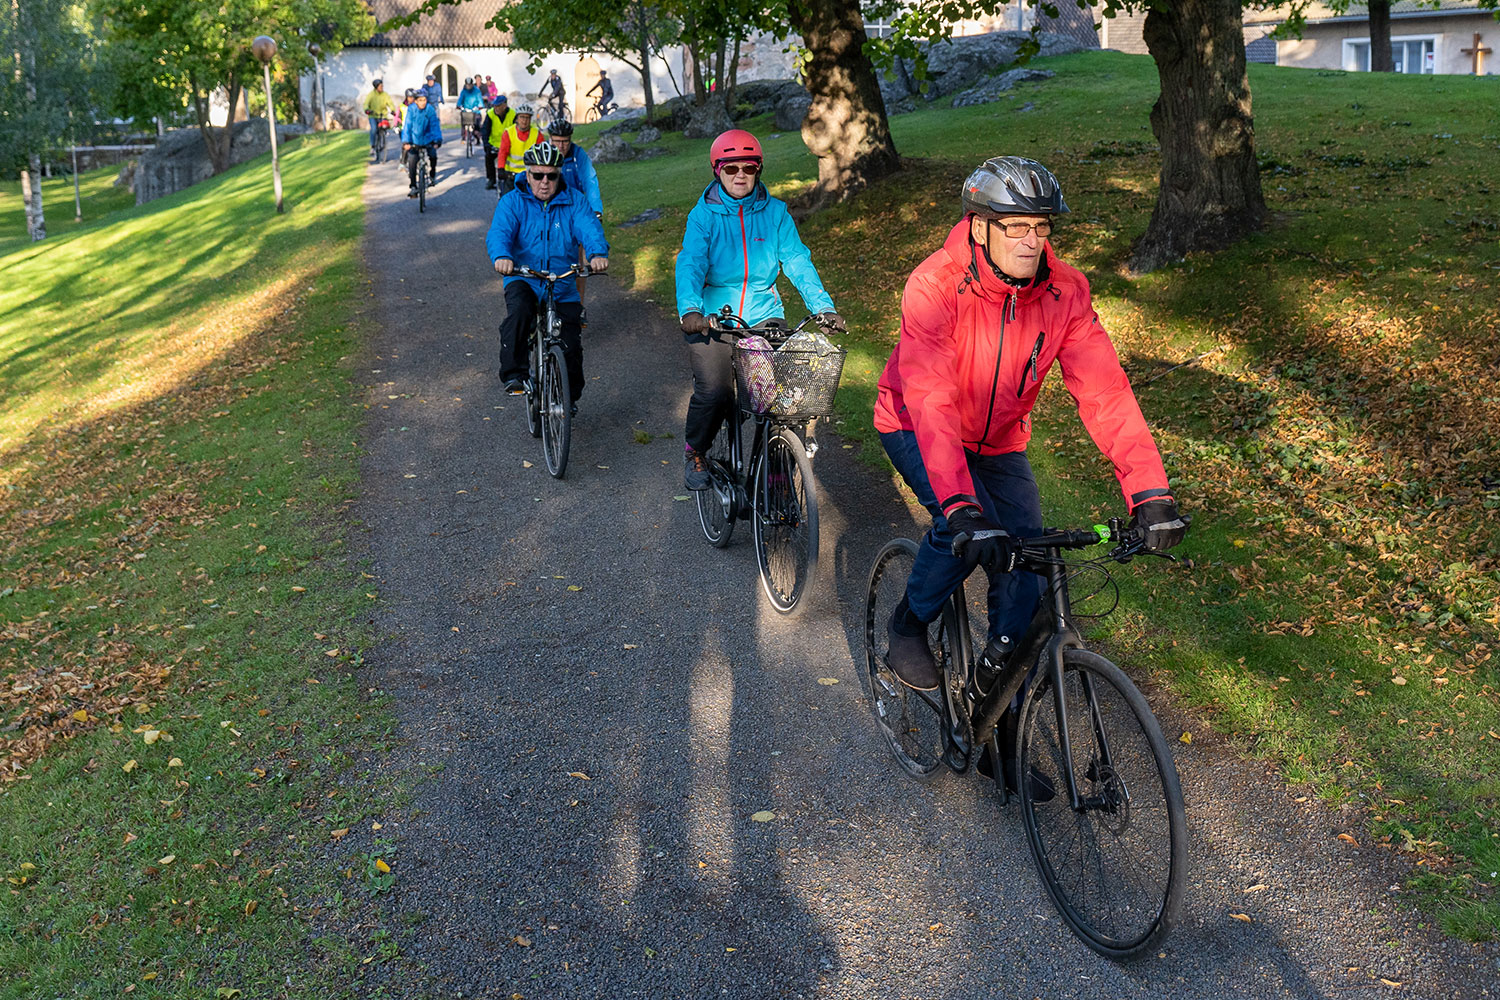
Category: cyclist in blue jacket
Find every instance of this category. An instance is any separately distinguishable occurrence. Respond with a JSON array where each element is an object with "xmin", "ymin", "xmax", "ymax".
[
  {"xmin": 542, "ymin": 119, "xmax": 602, "ymax": 217},
  {"xmin": 674, "ymin": 129, "xmax": 843, "ymax": 491},
  {"xmin": 401, "ymin": 90, "xmax": 443, "ymax": 197},
  {"xmin": 456, "ymin": 77, "xmax": 485, "ymax": 111},
  {"xmin": 487, "ymin": 142, "xmax": 610, "ymax": 408}
]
